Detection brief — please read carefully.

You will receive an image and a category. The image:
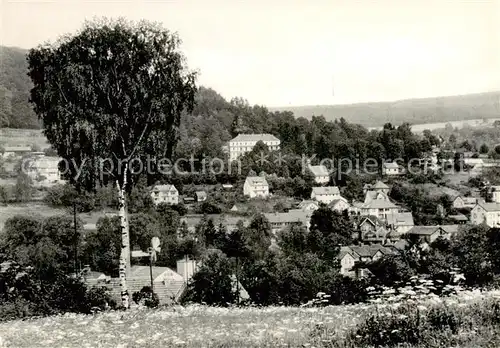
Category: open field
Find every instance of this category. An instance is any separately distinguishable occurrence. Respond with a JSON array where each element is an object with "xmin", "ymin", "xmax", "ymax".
[
  {"xmin": 1, "ymin": 290, "xmax": 500, "ymax": 347},
  {"xmin": 0, "ymin": 203, "xmax": 117, "ymax": 231}
]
